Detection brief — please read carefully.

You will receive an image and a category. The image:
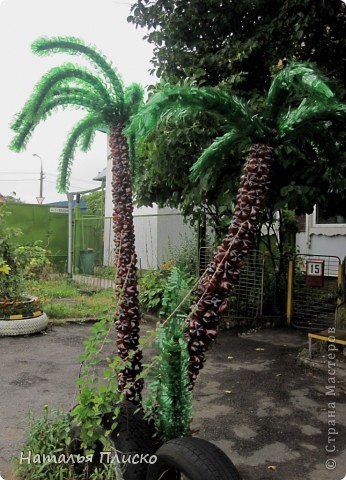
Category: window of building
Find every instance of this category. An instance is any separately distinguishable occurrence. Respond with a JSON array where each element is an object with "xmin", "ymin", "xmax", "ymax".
[{"xmin": 315, "ymin": 206, "xmax": 346, "ymax": 225}]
